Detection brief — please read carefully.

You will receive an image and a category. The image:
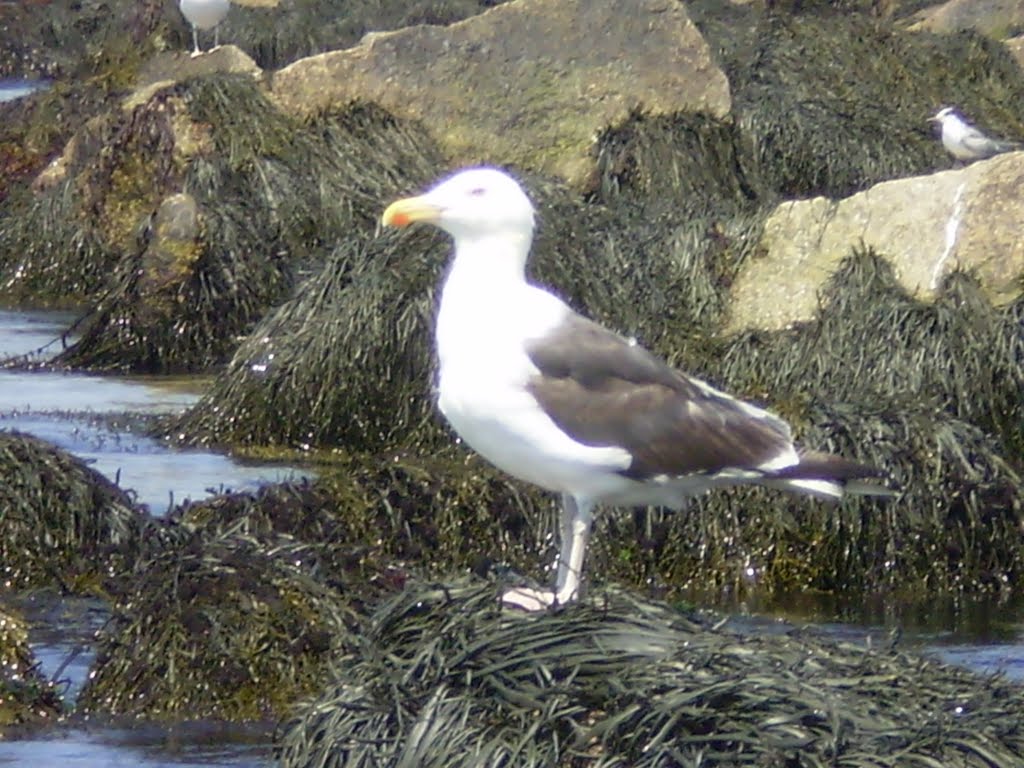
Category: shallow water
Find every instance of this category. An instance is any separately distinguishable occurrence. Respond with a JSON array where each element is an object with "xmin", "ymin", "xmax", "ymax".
[
  {"xmin": 0, "ymin": 723, "xmax": 272, "ymax": 767},
  {"xmin": 0, "ymin": 308, "xmax": 307, "ymax": 514},
  {"xmin": 0, "ymin": 592, "xmax": 274, "ymax": 767},
  {"xmin": 0, "ymin": 78, "xmax": 51, "ymax": 103},
  {"xmin": 0, "ymin": 308, "xmax": 300, "ymax": 766},
  {"xmin": 713, "ymin": 584, "xmax": 1024, "ymax": 682}
]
